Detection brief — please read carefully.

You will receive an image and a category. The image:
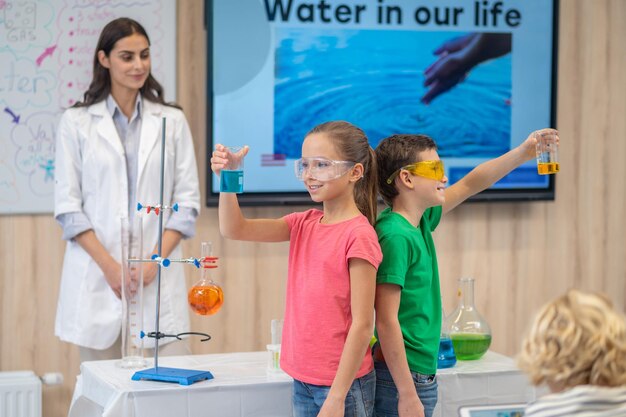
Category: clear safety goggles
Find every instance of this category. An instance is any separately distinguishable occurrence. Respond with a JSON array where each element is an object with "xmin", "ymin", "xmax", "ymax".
[
  {"xmin": 294, "ymin": 157, "xmax": 356, "ymax": 181},
  {"xmin": 386, "ymin": 160, "xmax": 445, "ymax": 184}
]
